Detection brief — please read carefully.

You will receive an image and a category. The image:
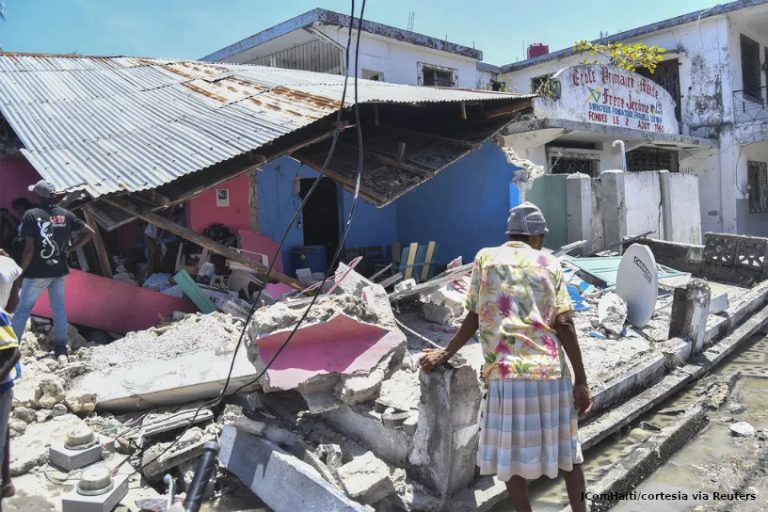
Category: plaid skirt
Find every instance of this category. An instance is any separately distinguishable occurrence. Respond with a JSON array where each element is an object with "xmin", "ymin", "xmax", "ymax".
[{"xmin": 478, "ymin": 378, "xmax": 583, "ymax": 481}]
